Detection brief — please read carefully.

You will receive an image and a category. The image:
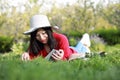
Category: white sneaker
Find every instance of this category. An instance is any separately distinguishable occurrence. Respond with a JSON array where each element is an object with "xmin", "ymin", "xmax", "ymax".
[
  {"xmin": 80, "ymin": 33, "xmax": 91, "ymax": 47},
  {"xmin": 85, "ymin": 47, "xmax": 91, "ymax": 53}
]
